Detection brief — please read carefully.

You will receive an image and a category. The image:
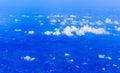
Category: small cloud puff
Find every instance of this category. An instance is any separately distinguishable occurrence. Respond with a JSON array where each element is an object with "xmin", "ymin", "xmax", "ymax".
[
  {"xmin": 21, "ymin": 56, "xmax": 36, "ymax": 61},
  {"xmin": 44, "ymin": 31, "xmax": 53, "ymax": 35},
  {"xmin": 114, "ymin": 26, "xmax": 120, "ymax": 31},
  {"xmin": 105, "ymin": 18, "xmax": 112, "ymax": 24},
  {"xmin": 28, "ymin": 30, "xmax": 35, "ymax": 35},
  {"xmin": 95, "ymin": 20, "xmax": 103, "ymax": 25}
]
